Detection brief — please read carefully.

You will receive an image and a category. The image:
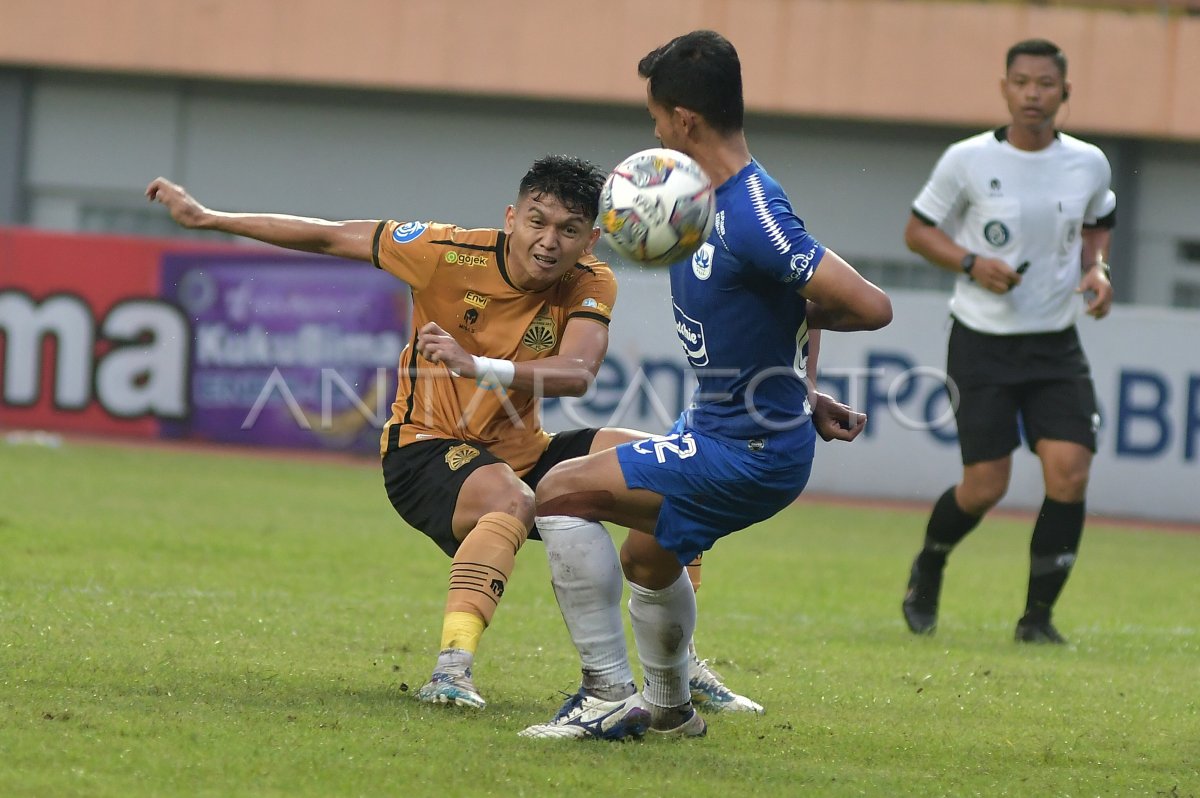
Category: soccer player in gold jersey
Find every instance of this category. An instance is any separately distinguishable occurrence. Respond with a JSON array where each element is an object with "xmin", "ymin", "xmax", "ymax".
[{"xmin": 146, "ymin": 157, "xmax": 767, "ymax": 722}]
